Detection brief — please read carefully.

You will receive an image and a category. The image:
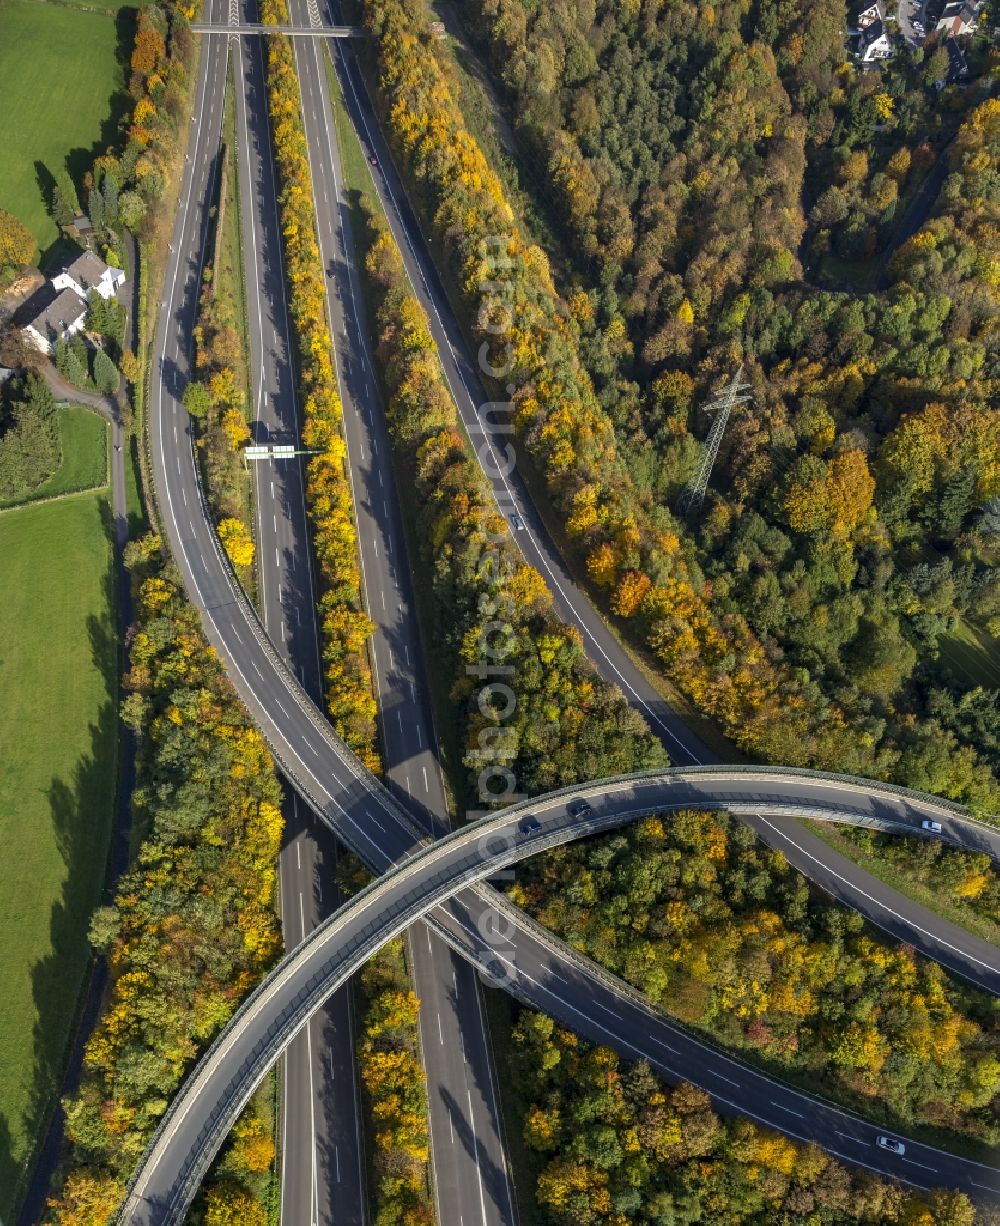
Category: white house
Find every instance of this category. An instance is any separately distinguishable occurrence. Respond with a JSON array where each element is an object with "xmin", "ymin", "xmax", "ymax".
[
  {"xmin": 937, "ymin": 0, "xmax": 979, "ymax": 35},
  {"xmin": 857, "ymin": 1, "xmax": 883, "ymax": 29},
  {"xmin": 859, "ymin": 18, "xmax": 894, "ymax": 61},
  {"xmin": 51, "ymin": 250, "xmax": 124, "ymax": 302},
  {"xmin": 22, "ymin": 288, "xmax": 89, "ymax": 355}
]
